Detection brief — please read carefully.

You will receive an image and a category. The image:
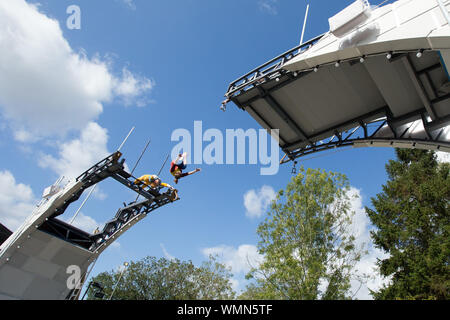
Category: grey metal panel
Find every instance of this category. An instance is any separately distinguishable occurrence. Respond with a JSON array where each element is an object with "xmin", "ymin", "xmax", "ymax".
[
  {"xmin": 18, "ymin": 236, "xmax": 46, "ymax": 257},
  {"xmin": 0, "ymin": 230, "xmax": 93, "ymax": 300},
  {"xmin": 272, "ymin": 61, "xmax": 385, "ymax": 136},
  {"xmin": 364, "ymin": 55, "xmax": 423, "ymax": 117},
  {"xmin": 245, "ymin": 105, "xmax": 273, "ymax": 132},
  {"xmin": 250, "ymin": 98, "xmax": 299, "ymax": 143},
  {"xmin": 234, "ymin": 89, "xmax": 260, "ymax": 108},
  {"xmin": 6, "ymin": 251, "xmax": 28, "ymax": 269},
  {"xmin": 51, "ymin": 244, "xmax": 91, "ymax": 266},
  {"xmin": 409, "ymin": 50, "xmax": 441, "ymax": 71},
  {"xmin": 22, "ymin": 256, "xmax": 61, "ymax": 280},
  {"xmin": 22, "ymin": 276, "xmax": 66, "ymax": 300},
  {"xmin": 434, "ymin": 99, "xmax": 450, "ymax": 118},
  {"xmin": 0, "ymin": 264, "xmax": 34, "ymax": 297},
  {"xmin": 36, "ymin": 237, "xmax": 64, "ymax": 262}
]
